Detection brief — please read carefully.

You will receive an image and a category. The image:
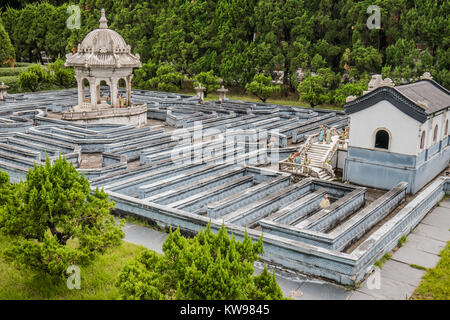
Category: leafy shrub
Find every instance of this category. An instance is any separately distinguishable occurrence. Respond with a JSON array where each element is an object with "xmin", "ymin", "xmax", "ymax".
[
  {"xmin": 17, "ymin": 64, "xmax": 49, "ymax": 92},
  {"xmin": 48, "ymin": 58, "xmax": 75, "ymax": 88},
  {"xmin": 147, "ymin": 63, "xmax": 184, "ymax": 93},
  {"xmin": 116, "ymin": 224, "xmax": 284, "ymax": 300},
  {"xmin": 0, "ymin": 157, "xmax": 124, "ymax": 278},
  {"xmin": 134, "ymin": 60, "xmax": 158, "ymax": 88}
]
